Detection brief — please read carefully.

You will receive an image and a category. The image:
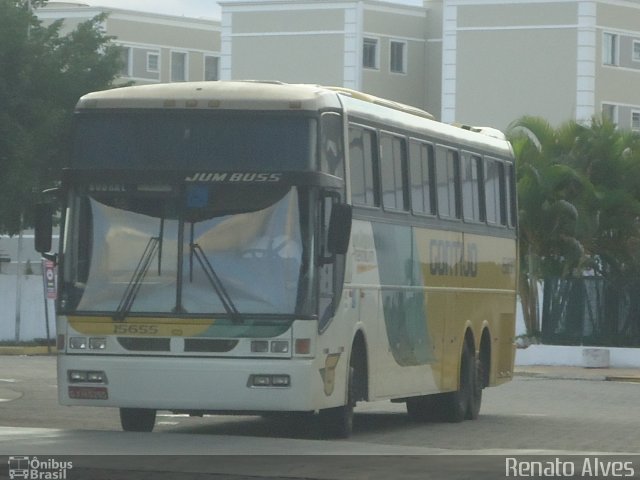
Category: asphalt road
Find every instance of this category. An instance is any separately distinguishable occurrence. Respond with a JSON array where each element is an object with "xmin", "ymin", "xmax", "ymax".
[{"xmin": 1, "ymin": 355, "xmax": 639, "ymax": 479}]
